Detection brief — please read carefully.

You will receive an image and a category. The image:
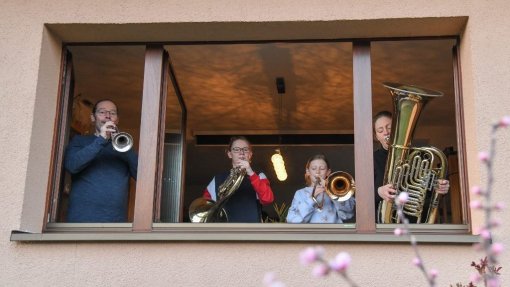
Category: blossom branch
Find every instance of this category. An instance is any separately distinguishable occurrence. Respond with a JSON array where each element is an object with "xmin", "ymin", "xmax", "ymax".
[
  {"xmin": 469, "ymin": 116, "xmax": 509, "ymax": 286},
  {"xmin": 394, "ymin": 193, "xmax": 437, "ymax": 287}
]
